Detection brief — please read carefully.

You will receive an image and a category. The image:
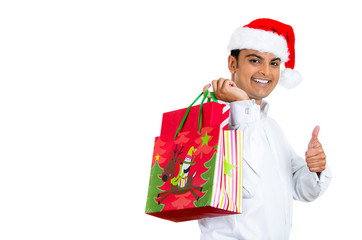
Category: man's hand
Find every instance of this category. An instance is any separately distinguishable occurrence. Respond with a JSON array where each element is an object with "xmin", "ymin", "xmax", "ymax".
[
  {"xmin": 203, "ymin": 78, "xmax": 249, "ymax": 103},
  {"xmin": 305, "ymin": 126, "xmax": 326, "ymax": 176}
]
